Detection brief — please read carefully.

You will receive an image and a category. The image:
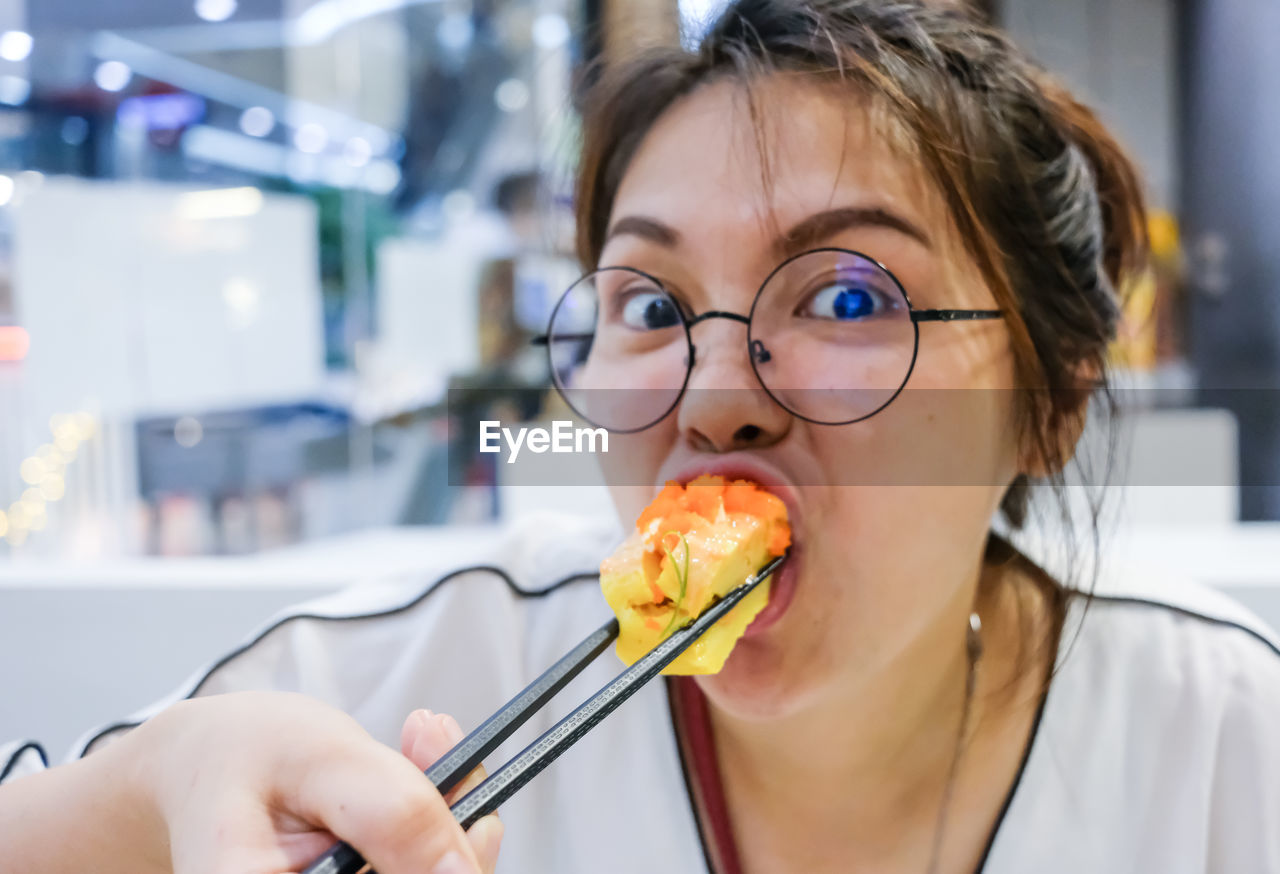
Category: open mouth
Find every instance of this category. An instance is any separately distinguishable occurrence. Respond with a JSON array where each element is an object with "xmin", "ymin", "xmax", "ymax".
[
  {"xmin": 665, "ymin": 456, "xmax": 804, "ymax": 637},
  {"xmin": 600, "ymin": 468, "xmax": 794, "ymax": 674}
]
